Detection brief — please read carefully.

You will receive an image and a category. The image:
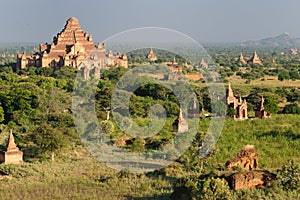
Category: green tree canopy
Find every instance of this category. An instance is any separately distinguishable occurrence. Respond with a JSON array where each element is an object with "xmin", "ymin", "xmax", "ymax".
[{"xmin": 264, "ymin": 97, "xmax": 280, "ymax": 114}]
